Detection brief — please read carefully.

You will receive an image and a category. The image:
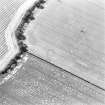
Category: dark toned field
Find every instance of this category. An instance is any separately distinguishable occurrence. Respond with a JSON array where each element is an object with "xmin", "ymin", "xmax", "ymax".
[{"xmin": 0, "ymin": 53, "xmax": 104, "ymax": 105}]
